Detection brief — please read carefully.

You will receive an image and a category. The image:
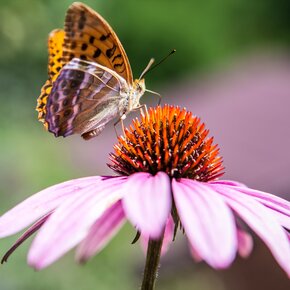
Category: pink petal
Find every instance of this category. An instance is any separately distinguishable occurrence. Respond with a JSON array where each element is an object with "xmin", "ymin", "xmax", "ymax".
[
  {"xmin": 211, "ymin": 183, "xmax": 290, "ymax": 229},
  {"xmin": 189, "ymin": 224, "xmax": 253, "ymax": 261},
  {"xmin": 1, "ymin": 213, "xmax": 51, "ymax": 264},
  {"xmin": 0, "ymin": 176, "xmax": 104, "ymax": 238},
  {"xmin": 172, "ymin": 179, "xmax": 237, "ymax": 269},
  {"xmin": 210, "ymin": 180, "xmax": 248, "ymax": 188},
  {"xmin": 268, "ymin": 210, "xmax": 290, "ymax": 230},
  {"xmin": 216, "ymin": 186, "xmax": 290, "ymax": 277},
  {"xmin": 28, "ymin": 177, "xmax": 126, "ymax": 270},
  {"xmin": 237, "ymin": 228, "xmax": 253, "ymax": 258},
  {"xmin": 222, "ymin": 184, "xmax": 290, "ymax": 215},
  {"xmin": 189, "ymin": 244, "xmax": 203, "ymax": 262},
  {"xmin": 76, "ymin": 200, "xmax": 125, "ymax": 263},
  {"xmin": 123, "ymin": 172, "xmax": 171, "ymax": 239},
  {"xmin": 141, "ymin": 216, "xmax": 174, "ymax": 256}
]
